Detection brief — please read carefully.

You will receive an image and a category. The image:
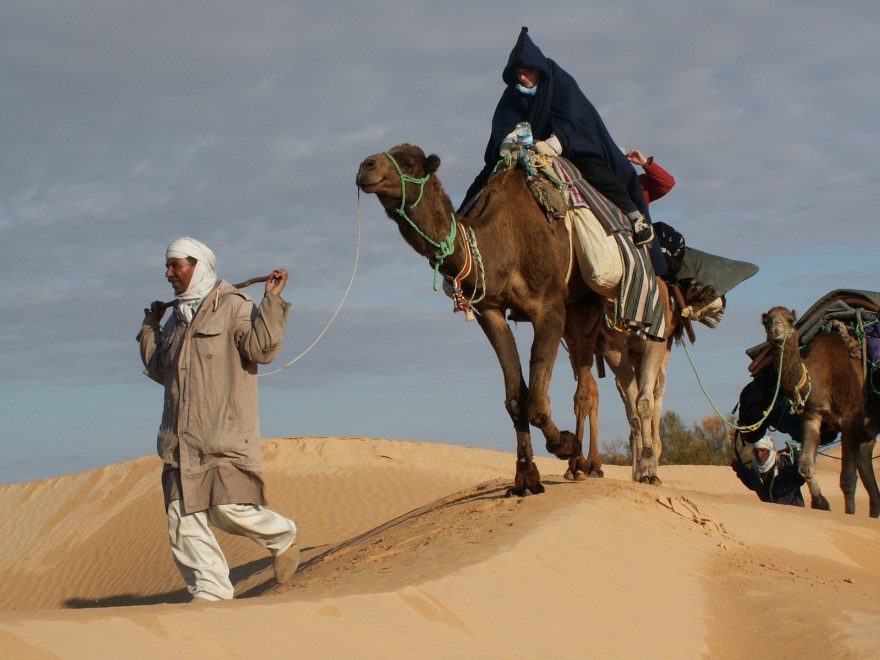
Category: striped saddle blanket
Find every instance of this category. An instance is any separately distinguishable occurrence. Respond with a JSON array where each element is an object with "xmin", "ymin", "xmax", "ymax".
[{"xmin": 550, "ymin": 156, "xmax": 666, "ymax": 341}]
